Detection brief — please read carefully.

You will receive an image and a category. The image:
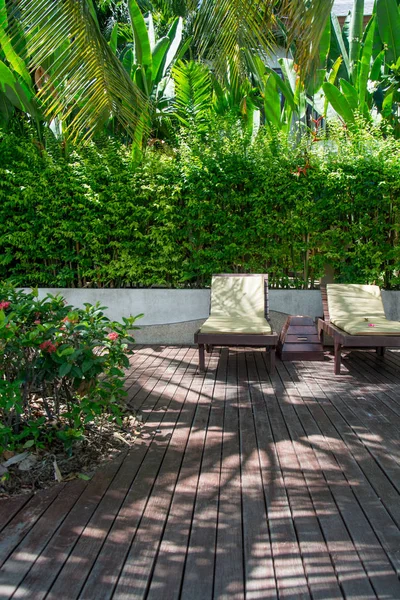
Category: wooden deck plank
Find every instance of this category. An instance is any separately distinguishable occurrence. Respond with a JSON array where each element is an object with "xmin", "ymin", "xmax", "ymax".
[
  {"xmin": 0, "ymin": 485, "xmax": 65, "ymax": 568},
  {"xmin": 11, "ymin": 454, "xmax": 128, "ymax": 600},
  {"xmin": 251, "ymin": 352, "xmax": 311, "ymax": 600},
  {"xmin": 2, "ymin": 346, "xmax": 400, "ymax": 600},
  {"xmin": 256, "ymin": 353, "xmax": 371, "ymax": 600},
  {"xmin": 110, "ymin": 352, "xmax": 211, "ymax": 600},
  {"xmin": 178, "ymin": 350, "xmax": 225, "ymax": 600},
  {"xmin": 278, "ymin": 359, "xmax": 400, "ymax": 598},
  {"xmin": 294, "ymin": 360, "xmax": 400, "ymax": 570},
  {"xmin": 127, "ymin": 346, "xmax": 190, "ymax": 410},
  {"xmin": 46, "ymin": 348, "xmax": 198, "ymax": 600},
  {"xmin": 238, "ymin": 351, "xmax": 276, "ymax": 600},
  {"xmin": 249, "ymin": 353, "xmax": 342, "ymax": 600},
  {"xmin": 0, "ymin": 480, "xmax": 86, "ymax": 596},
  {"xmin": 0, "ymin": 495, "xmax": 33, "ymax": 534},
  {"xmin": 213, "ymin": 349, "xmax": 245, "ymax": 600},
  {"xmin": 146, "ymin": 349, "xmax": 220, "ymax": 600}
]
